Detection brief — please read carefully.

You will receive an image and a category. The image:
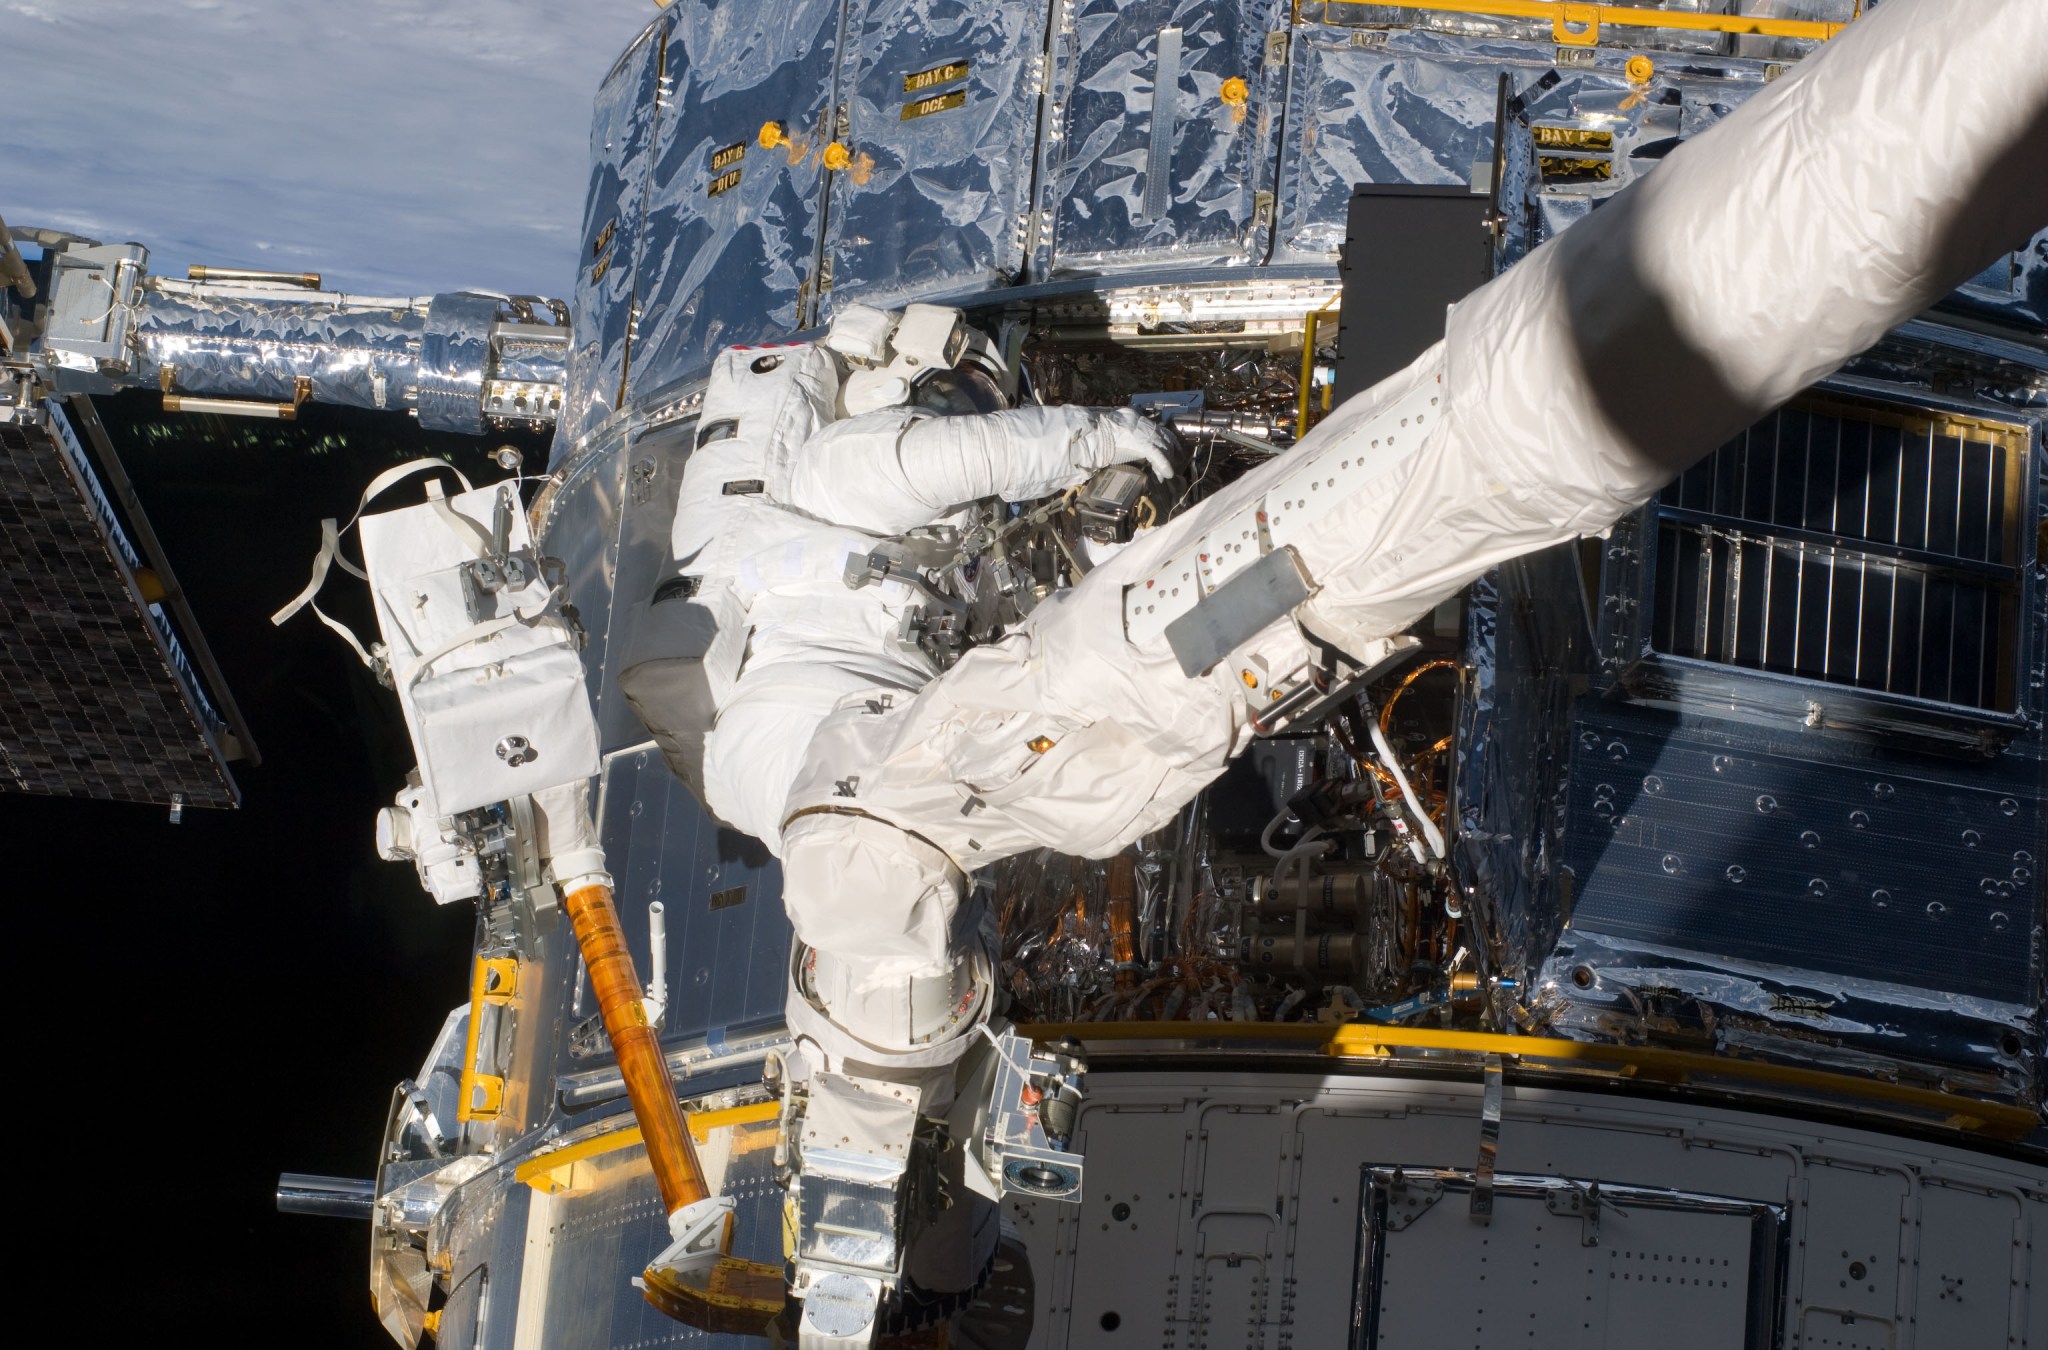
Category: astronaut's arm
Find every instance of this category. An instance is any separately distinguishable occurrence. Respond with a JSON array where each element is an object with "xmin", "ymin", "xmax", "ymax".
[{"xmin": 784, "ymin": 404, "xmax": 1173, "ymax": 535}]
